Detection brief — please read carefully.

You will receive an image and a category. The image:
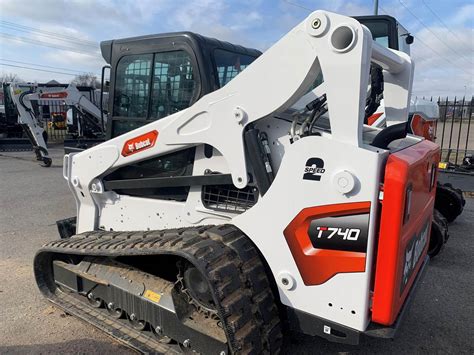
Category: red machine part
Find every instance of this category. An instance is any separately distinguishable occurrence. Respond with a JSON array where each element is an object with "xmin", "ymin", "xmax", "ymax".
[
  {"xmin": 121, "ymin": 130, "xmax": 159, "ymax": 157},
  {"xmin": 372, "ymin": 140, "xmax": 440, "ymax": 325},
  {"xmin": 367, "ymin": 112, "xmax": 383, "ymax": 126},
  {"xmin": 40, "ymin": 92, "xmax": 68, "ymax": 99},
  {"xmin": 409, "ymin": 113, "xmax": 437, "ymax": 142},
  {"xmin": 283, "ymin": 202, "xmax": 370, "ymax": 286}
]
